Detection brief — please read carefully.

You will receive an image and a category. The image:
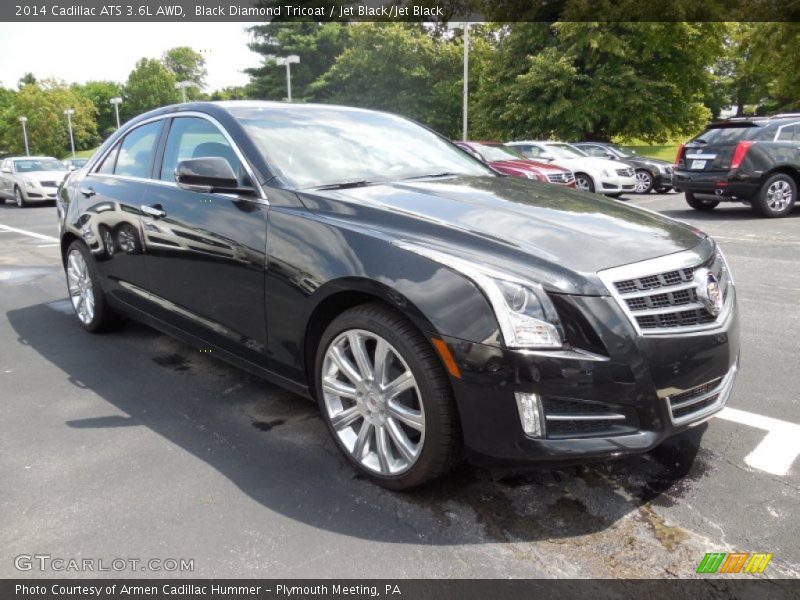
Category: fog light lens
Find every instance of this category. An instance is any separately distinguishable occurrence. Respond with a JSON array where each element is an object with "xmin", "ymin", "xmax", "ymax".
[{"xmin": 515, "ymin": 392, "xmax": 543, "ymax": 437}]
